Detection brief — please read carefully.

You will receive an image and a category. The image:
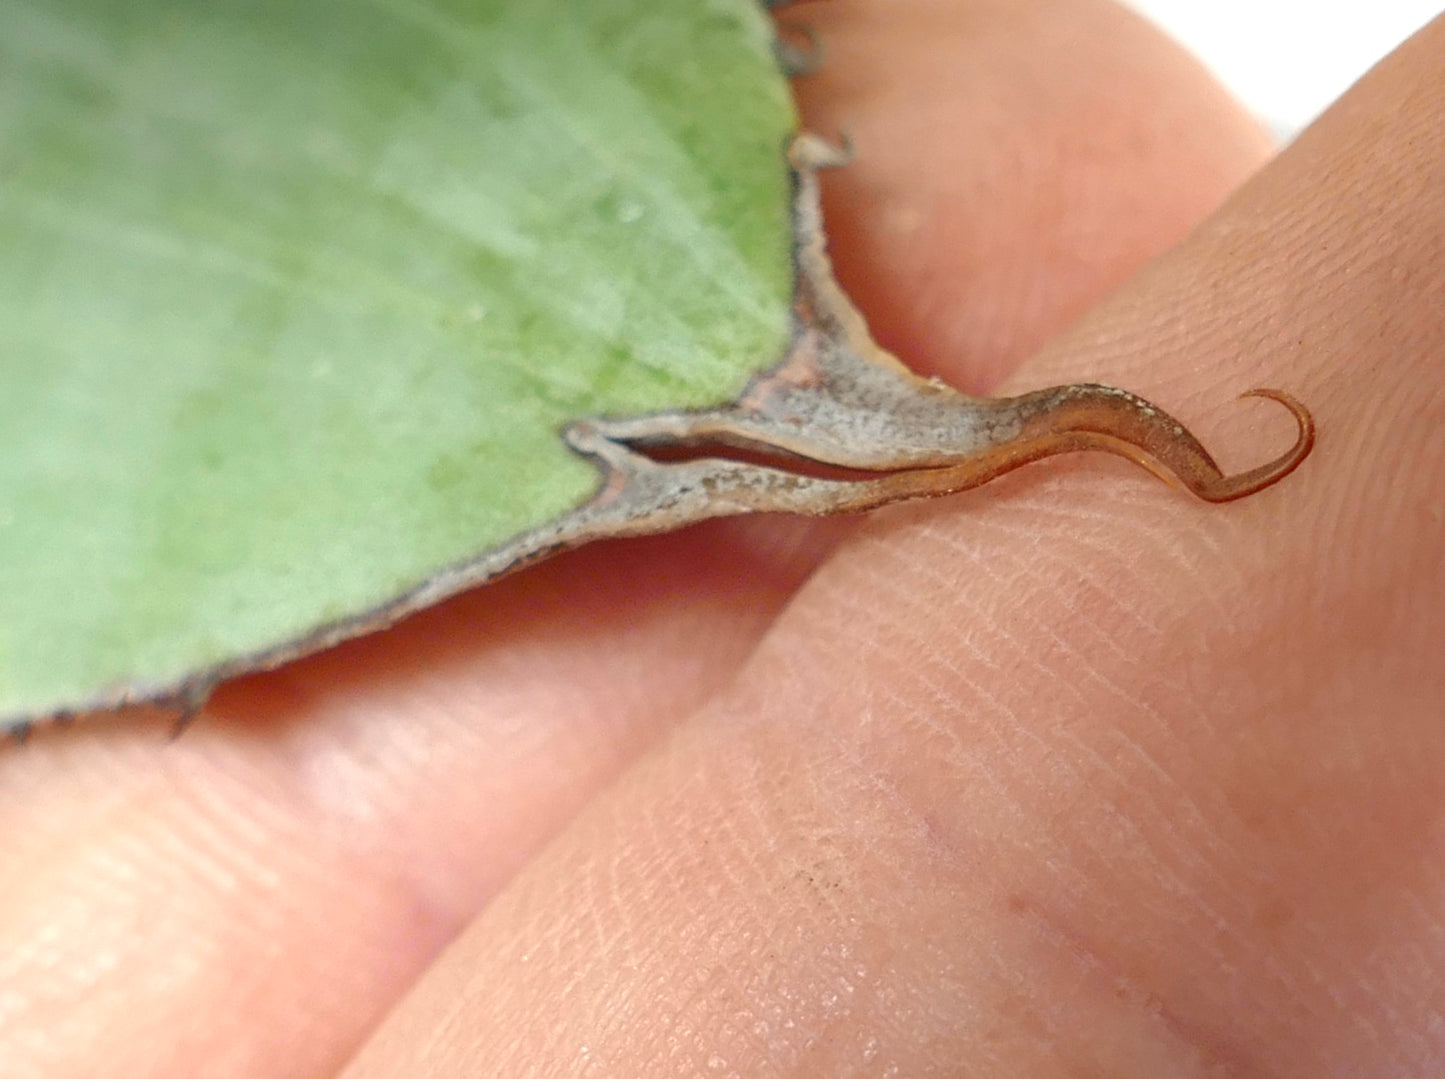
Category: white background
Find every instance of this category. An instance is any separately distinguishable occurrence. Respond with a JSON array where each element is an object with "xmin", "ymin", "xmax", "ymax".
[{"xmin": 1121, "ymin": 0, "xmax": 1440, "ymax": 135}]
